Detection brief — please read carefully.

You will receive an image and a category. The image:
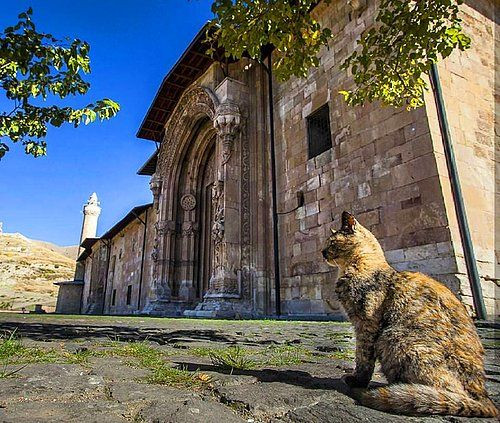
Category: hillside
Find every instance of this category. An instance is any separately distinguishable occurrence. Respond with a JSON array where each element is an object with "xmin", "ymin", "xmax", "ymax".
[
  {"xmin": 30, "ymin": 239, "xmax": 79, "ymax": 261},
  {"xmin": 0, "ymin": 233, "xmax": 77, "ymax": 311}
]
